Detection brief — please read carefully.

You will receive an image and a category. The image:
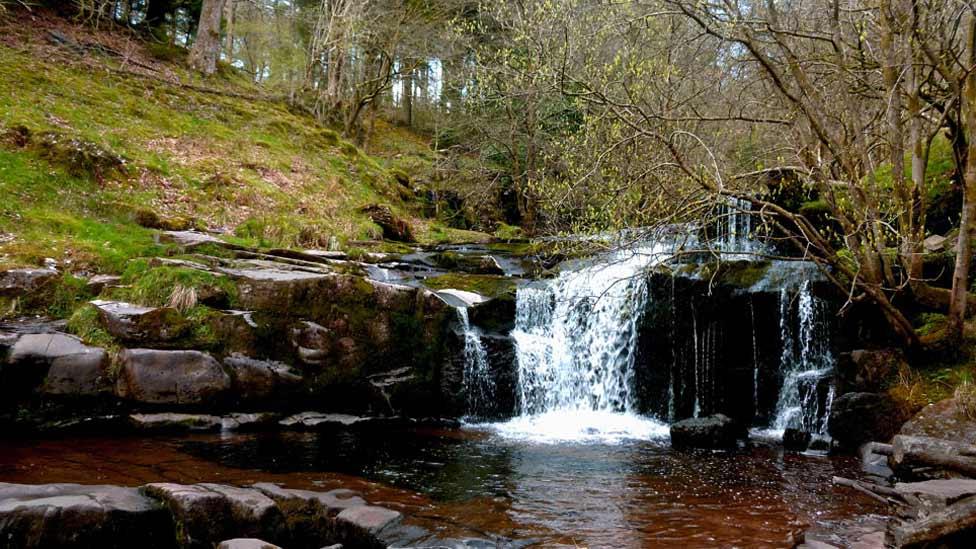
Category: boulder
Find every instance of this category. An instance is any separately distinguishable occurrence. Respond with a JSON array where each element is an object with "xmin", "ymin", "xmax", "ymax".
[
  {"xmin": 670, "ymin": 414, "xmax": 740, "ymax": 449},
  {"xmin": 142, "ymin": 483, "xmax": 285, "ymax": 548},
  {"xmin": 8, "ymin": 332, "xmax": 90, "ymax": 363},
  {"xmin": 828, "ymin": 392, "xmax": 906, "ymax": 451},
  {"xmin": 3, "ymin": 333, "xmax": 109, "ymax": 398},
  {"xmin": 783, "ymin": 428, "xmax": 813, "ymax": 452},
  {"xmin": 895, "ymin": 479, "xmax": 976, "ymax": 509},
  {"xmin": 0, "ymin": 482, "xmax": 173, "ymax": 548},
  {"xmin": 217, "ymin": 540, "xmax": 282, "ymax": 549},
  {"xmin": 40, "ymin": 345, "xmax": 111, "ymax": 396},
  {"xmin": 115, "ymin": 349, "xmax": 231, "ymax": 405},
  {"xmin": 361, "ymin": 204, "xmax": 415, "ymax": 242},
  {"xmin": 899, "ymin": 398, "xmax": 976, "ymax": 442},
  {"xmin": 335, "ymin": 505, "xmax": 402, "ymax": 548},
  {"xmin": 0, "ymin": 268, "xmax": 58, "ymax": 297},
  {"xmin": 91, "ymin": 300, "xmax": 188, "ymax": 344},
  {"xmin": 837, "ymin": 349, "xmax": 908, "ymax": 393},
  {"xmin": 223, "ymin": 354, "xmax": 303, "ymax": 403},
  {"xmin": 85, "ymin": 274, "xmax": 122, "ymax": 295},
  {"xmin": 924, "ymin": 234, "xmax": 948, "ymax": 253},
  {"xmin": 209, "ymin": 311, "xmax": 260, "ymax": 355}
]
